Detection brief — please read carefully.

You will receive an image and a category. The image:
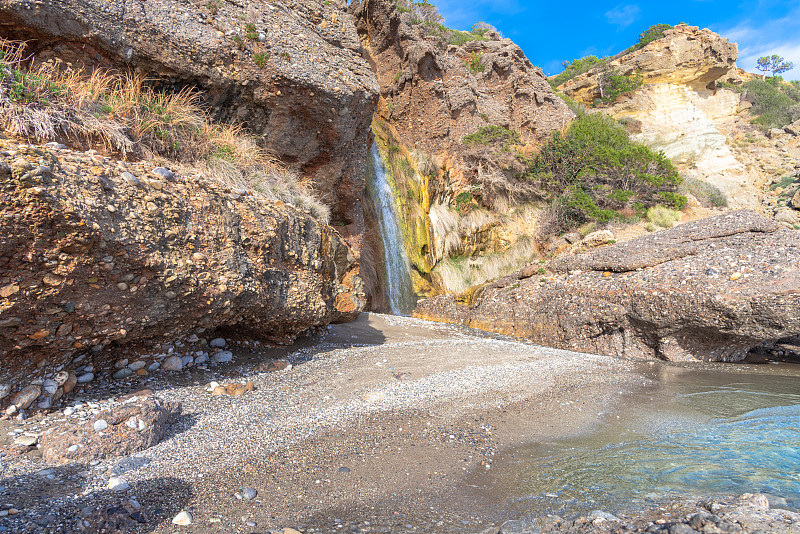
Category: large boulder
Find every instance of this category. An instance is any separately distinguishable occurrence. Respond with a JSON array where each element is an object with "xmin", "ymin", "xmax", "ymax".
[
  {"xmin": 39, "ymin": 393, "xmax": 181, "ymax": 463},
  {"xmin": 414, "ymin": 211, "xmax": 800, "ymax": 362},
  {"xmin": 0, "ymin": 0, "xmax": 379, "ymax": 243},
  {"xmin": 0, "ymin": 140, "xmax": 365, "ymax": 391},
  {"xmin": 559, "ymin": 25, "xmax": 739, "ymax": 105}
]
